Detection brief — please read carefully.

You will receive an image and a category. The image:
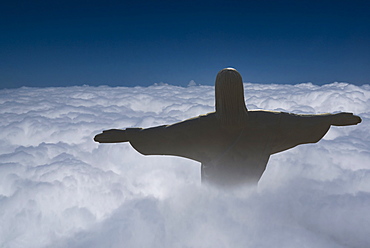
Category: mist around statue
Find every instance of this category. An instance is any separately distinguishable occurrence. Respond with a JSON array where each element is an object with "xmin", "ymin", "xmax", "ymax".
[
  {"xmin": 0, "ymin": 81, "xmax": 369, "ymax": 248},
  {"xmin": 94, "ymin": 69, "xmax": 361, "ymax": 188}
]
